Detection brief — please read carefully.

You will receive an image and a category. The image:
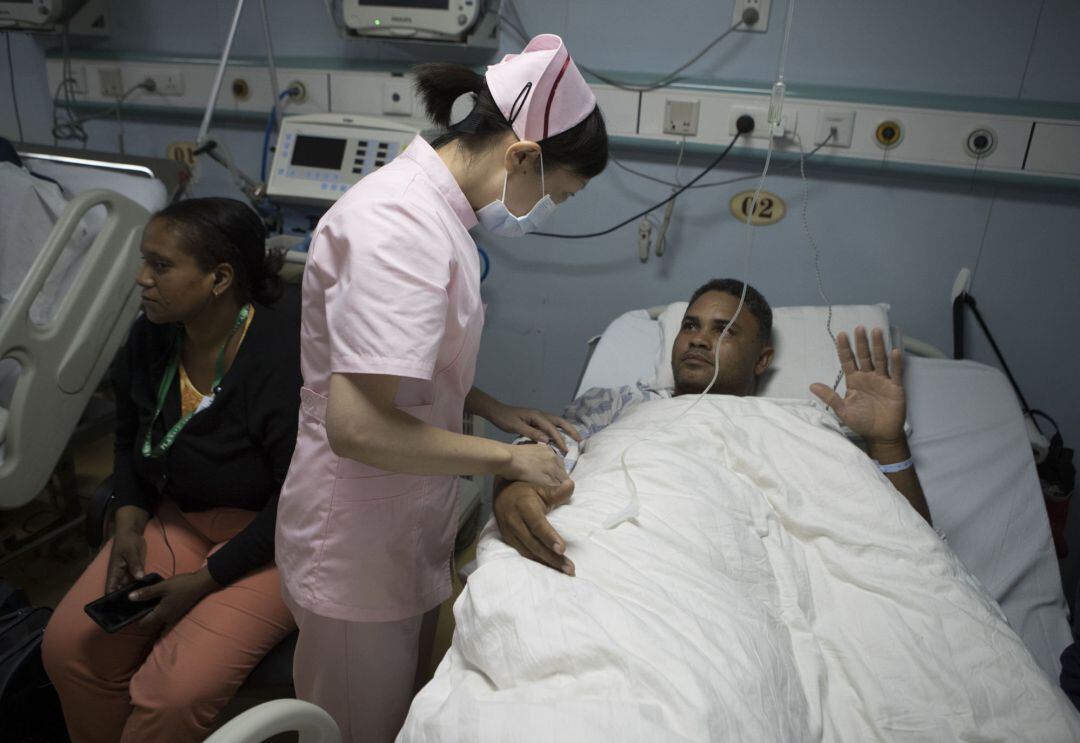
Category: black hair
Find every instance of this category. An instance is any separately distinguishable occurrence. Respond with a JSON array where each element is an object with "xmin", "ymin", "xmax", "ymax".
[
  {"xmin": 688, "ymin": 278, "xmax": 773, "ymax": 344},
  {"xmin": 151, "ymin": 197, "xmax": 283, "ymax": 306},
  {"xmin": 412, "ymin": 62, "xmax": 608, "ymax": 179}
]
